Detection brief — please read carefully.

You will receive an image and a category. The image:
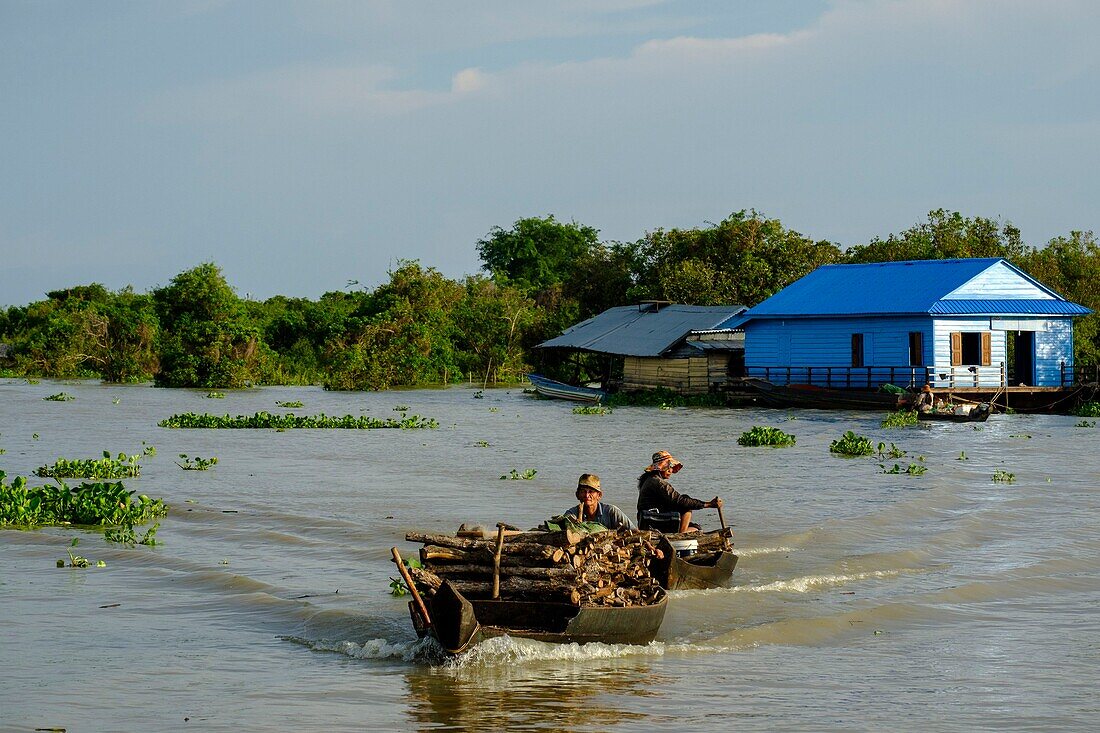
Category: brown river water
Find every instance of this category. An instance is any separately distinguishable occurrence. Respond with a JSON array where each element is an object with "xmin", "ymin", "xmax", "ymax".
[{"xmin": 1, "ymin": 380, "xmax": 1098, "ymax": 732}]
